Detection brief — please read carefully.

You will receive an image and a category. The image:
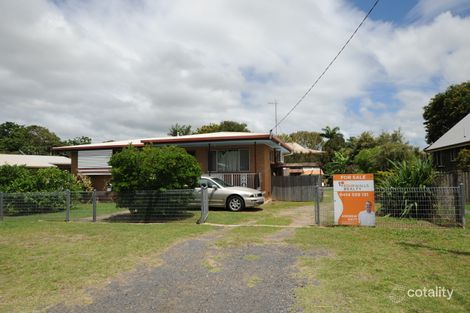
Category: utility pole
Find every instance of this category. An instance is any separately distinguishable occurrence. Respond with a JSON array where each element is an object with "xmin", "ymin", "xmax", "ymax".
[{"xmin": 268, "ymin": 100, "xmax": 278, "ymax": 135}]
